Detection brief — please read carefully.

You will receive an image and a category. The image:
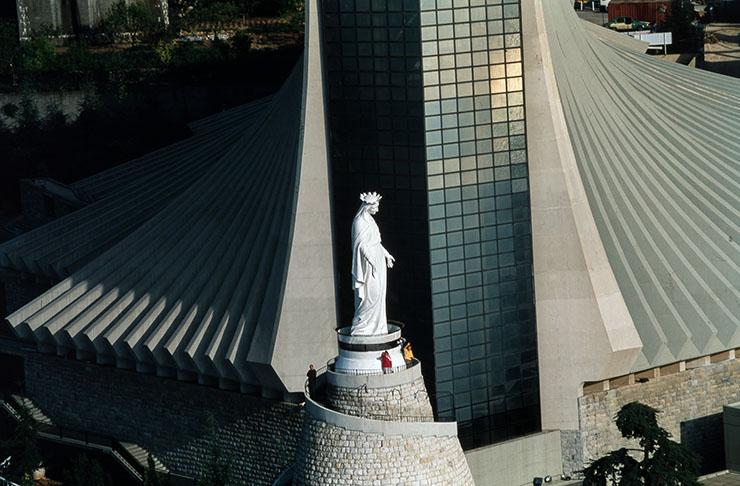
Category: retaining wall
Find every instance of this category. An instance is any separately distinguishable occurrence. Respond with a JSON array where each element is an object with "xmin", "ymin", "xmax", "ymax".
[
  {"xmin": 21, "ymin": 352, "xmax": 302, "ymax": 485},
  {"xmin": 326, "ymin": 375, "xmax": 434, "ymax": 422},
  {"xmin": 565, "ymin": 358, "xmax": 740, "ymax": 475},
  {"xmin": 292, "ymin": 412, "xmax": 474, "ymax": 486}
]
